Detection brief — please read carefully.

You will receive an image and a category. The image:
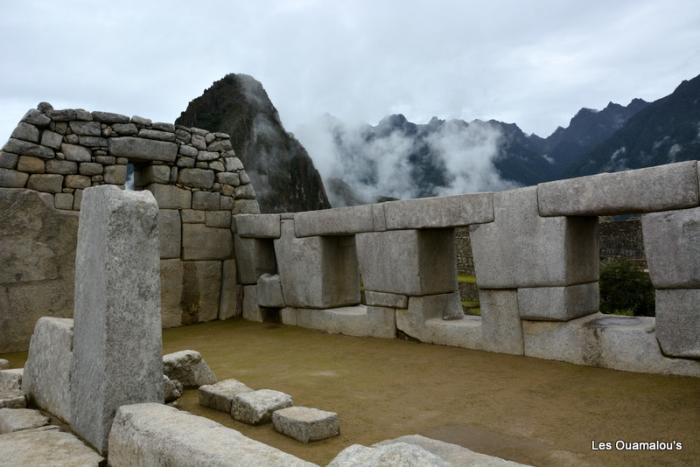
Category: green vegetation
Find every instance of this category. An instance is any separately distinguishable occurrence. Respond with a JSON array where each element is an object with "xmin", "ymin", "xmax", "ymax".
[
  {"xmin": 457, "ymin": 274, "xmax": 477, "ymax": 284},
  {"xmin": 461, "ymin": 299, "xmax": 481, "ymax": 316},
  {"xmin": 600, "ymin": 259, "xmax": 655, "ymax": 317}
]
